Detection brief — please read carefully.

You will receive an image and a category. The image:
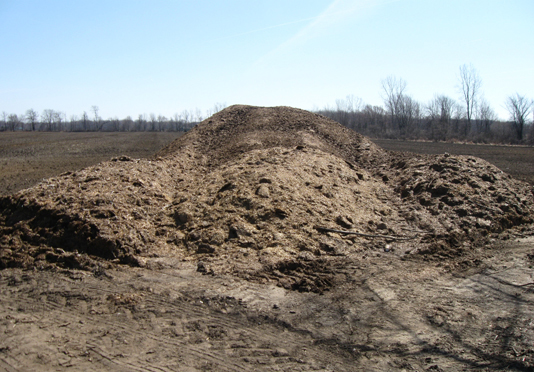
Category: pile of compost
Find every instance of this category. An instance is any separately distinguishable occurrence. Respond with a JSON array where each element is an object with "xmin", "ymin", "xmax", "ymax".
[{"xmin": 1, "ymin": 105, "xmax": 532, "ymax": 291}]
